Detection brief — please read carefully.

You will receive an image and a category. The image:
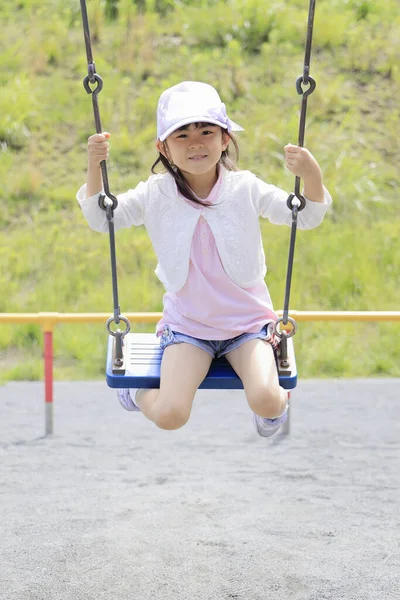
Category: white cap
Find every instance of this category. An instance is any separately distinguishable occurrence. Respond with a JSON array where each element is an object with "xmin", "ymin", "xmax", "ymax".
[{"xmin": 157, "ymin": 81, "xmax": 244, "ymax": 141}]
